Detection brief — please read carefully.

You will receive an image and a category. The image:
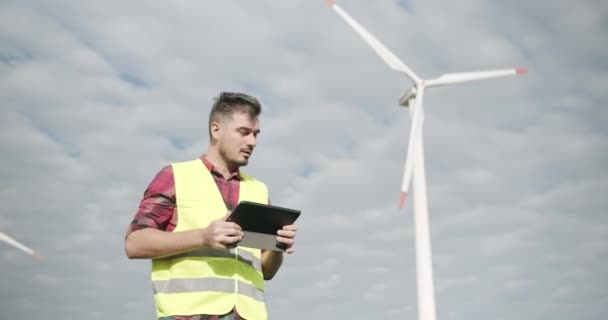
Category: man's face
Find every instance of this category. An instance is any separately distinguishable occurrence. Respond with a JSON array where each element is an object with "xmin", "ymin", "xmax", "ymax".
[{"xmin": 214, "ymin": 111, "xmax": 260, "ymax": 168}]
